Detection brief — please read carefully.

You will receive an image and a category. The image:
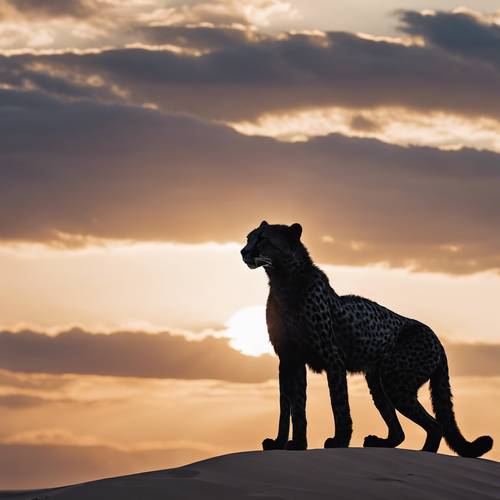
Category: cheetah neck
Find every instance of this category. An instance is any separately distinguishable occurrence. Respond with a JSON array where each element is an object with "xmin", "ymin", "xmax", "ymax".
[
  {"xmin": 266, "ymin": 261, "xmax": 312, "ymax": 286},
  {"xmin": 266, "ymin": 253, "xmax": 343, "ymax": 315},
  {"xmin": 264, "ymin": 248, "xmax": 313, "ymax": 286}
]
